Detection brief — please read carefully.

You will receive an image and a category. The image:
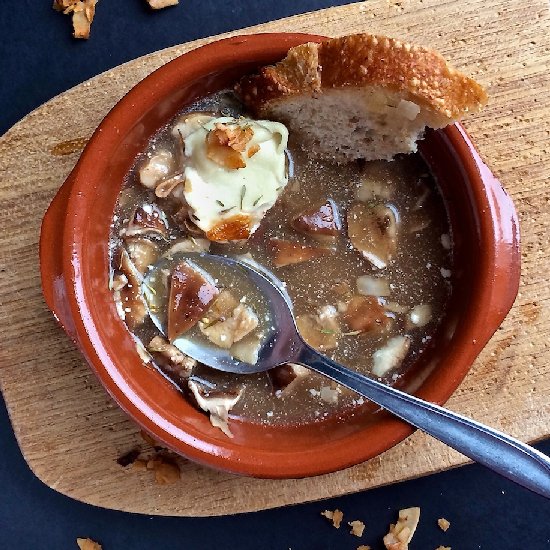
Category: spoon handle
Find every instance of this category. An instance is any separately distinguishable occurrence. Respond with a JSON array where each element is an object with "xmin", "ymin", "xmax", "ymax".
[{"xmin": 296, "ymin": 345, "xmax": 550, "ymax": 499}]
